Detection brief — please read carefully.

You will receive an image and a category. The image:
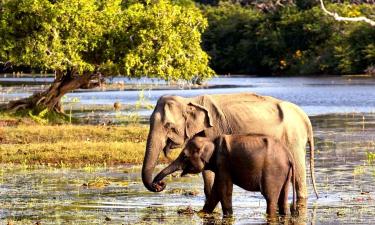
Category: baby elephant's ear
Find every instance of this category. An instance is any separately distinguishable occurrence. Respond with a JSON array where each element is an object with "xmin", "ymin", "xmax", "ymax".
[{"xmin": 200, "ymin": 142, "xmax": 215, "ymax": 163}]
